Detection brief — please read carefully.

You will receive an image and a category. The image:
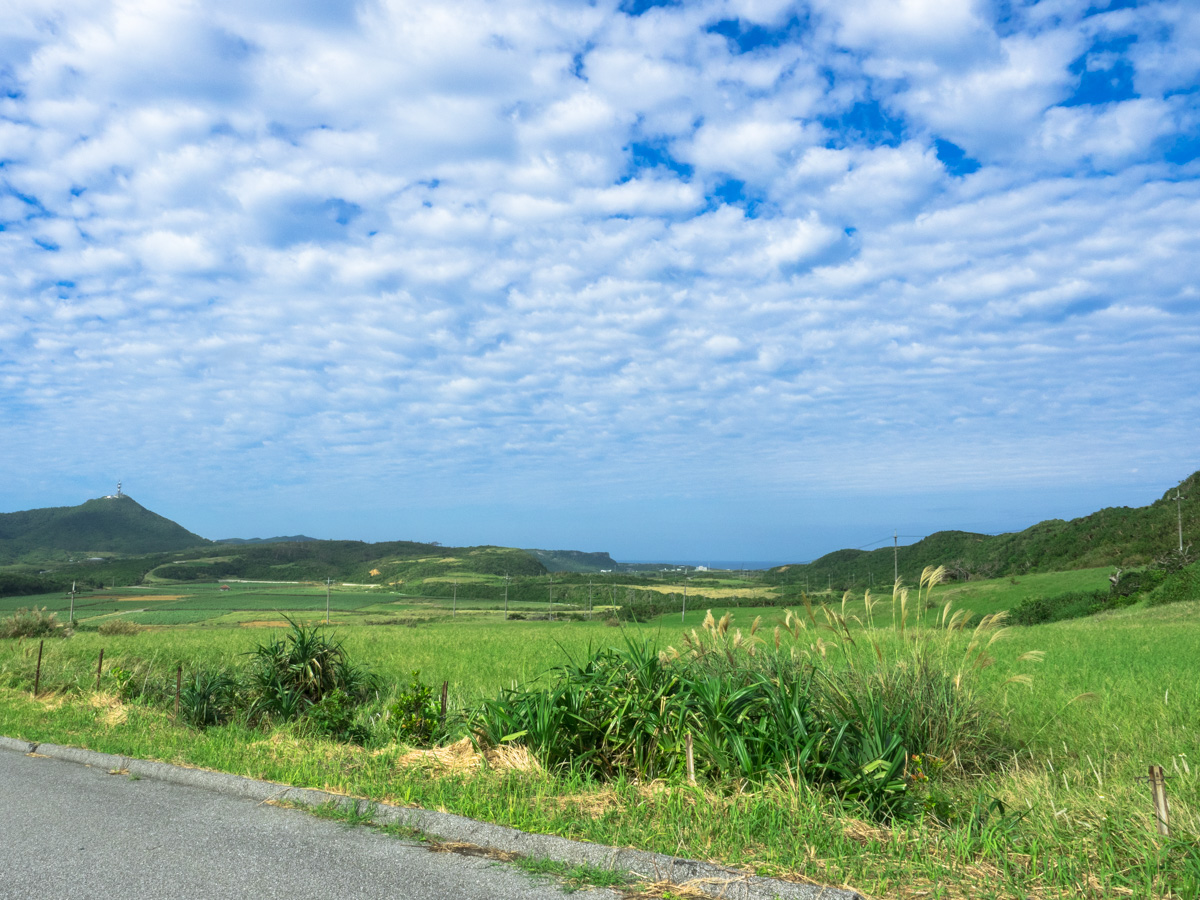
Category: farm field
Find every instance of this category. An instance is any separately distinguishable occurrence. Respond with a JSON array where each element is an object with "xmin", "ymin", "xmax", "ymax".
[
  {"xmin": 0, "ymin": 566, "xmax": 1115, "ymax": 629},
  {"xmin": 0, "ymin": 569, "xmax": 1196, "ymax": 898}
]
